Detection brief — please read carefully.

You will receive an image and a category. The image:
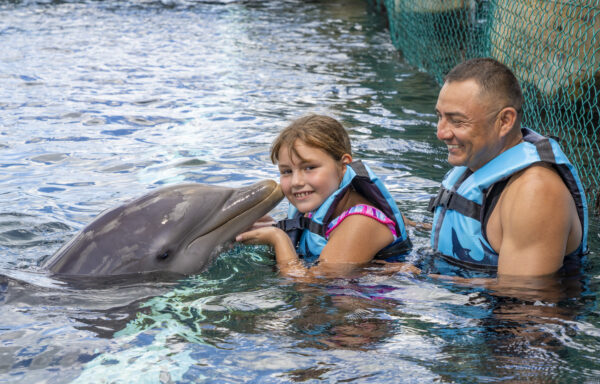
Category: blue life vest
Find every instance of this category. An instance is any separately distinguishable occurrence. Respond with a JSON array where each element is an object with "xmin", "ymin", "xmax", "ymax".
[
  {"xmin": 428, "ymin": 128, "xmax": 588, "ymax": 271},
  {"xmin": 276, "ymin": 160, "xmax": 411, "ymax": 263}
]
